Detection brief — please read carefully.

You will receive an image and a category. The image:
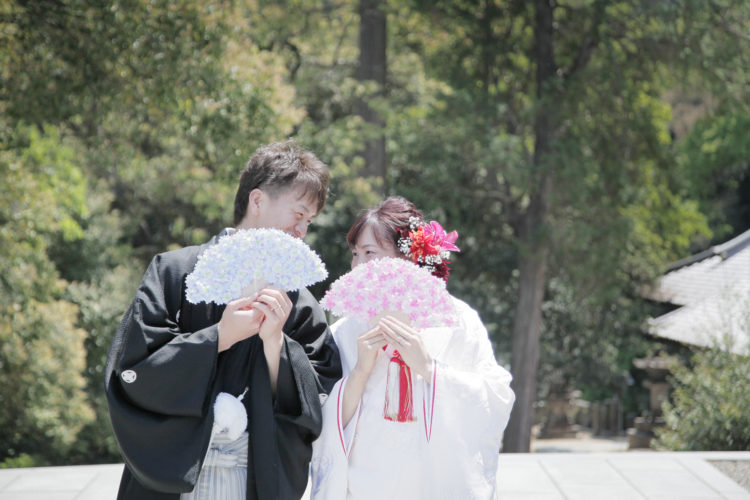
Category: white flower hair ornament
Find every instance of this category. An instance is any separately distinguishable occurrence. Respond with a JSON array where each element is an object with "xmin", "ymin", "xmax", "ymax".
[{"xmin": 185, "ymin": 228, "xmax": 328, "ymax": 304}]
